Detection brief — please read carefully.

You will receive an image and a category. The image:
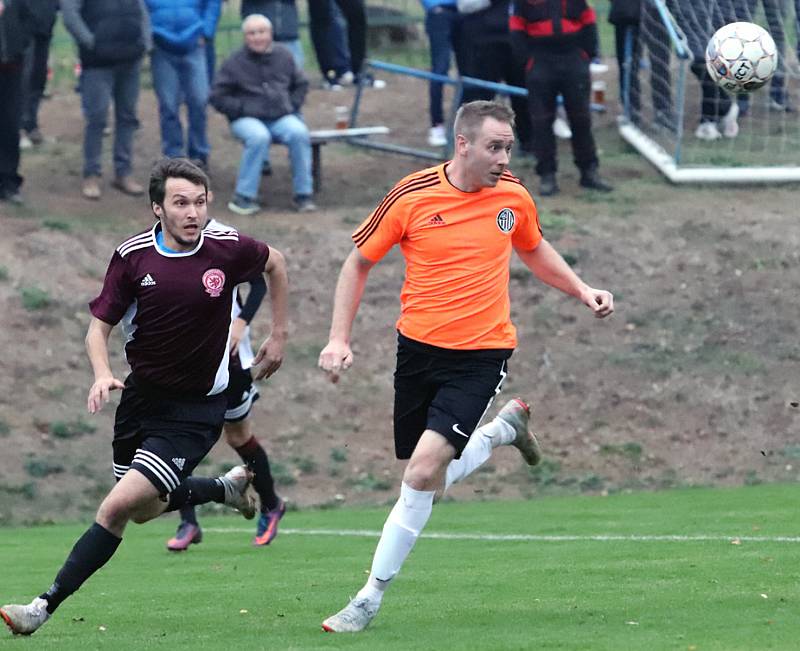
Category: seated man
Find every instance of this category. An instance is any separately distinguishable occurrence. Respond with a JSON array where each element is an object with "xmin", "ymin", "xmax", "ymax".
[{"xmin": 210, "ymin": 13, "xmax": 316, "ymax": 215}]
